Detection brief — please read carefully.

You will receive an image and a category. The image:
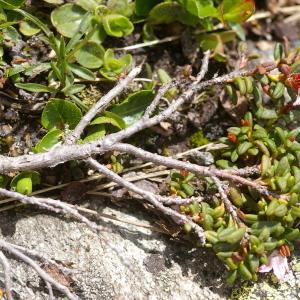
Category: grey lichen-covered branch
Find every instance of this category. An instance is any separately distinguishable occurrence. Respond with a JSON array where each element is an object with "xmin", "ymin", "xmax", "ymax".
[
  {"xmin": 0, "ymin": 240, "xmax": 79, "ymax": 300},
  {"xmin": 87, "ymin": 158, "xmax": 206, "ymax": 243},
  {"xmin": 0, "ymin": 250, "xmax": 14, "ymax": 300},
  {"xmin": 0, "ymin": 56, "xmax": 272, "ymax": 299},
  {"xmin": 65, "ymin": 63, "xmax": 143, "ymax": 144},
  {"xmin": 0, "ymin": 65, "xmax": 258, "ymax": 188}
]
